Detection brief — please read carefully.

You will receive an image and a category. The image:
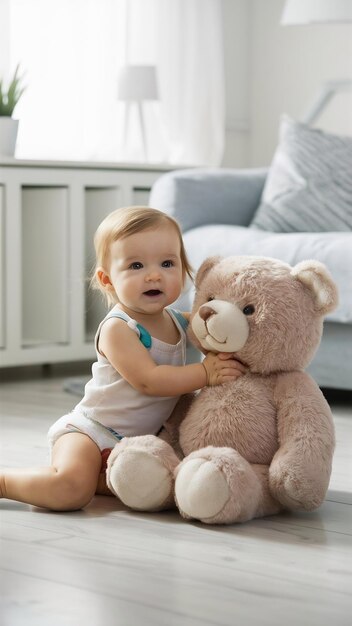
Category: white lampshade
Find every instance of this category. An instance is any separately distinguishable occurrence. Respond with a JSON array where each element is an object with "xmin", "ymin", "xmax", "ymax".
[
  {"xmin": 281, "ymin": 0, "xmax": 352, "ymax": 25},
  {"xmin": 118, "ymin": 65, "xmax": 159, "ymax": 101}
]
